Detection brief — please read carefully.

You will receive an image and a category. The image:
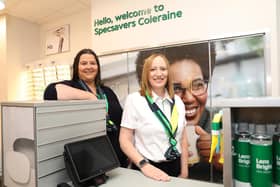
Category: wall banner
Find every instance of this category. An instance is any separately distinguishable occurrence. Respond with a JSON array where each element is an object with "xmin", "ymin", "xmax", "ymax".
[{"xmin": 93, "ymin": 4, "xmax": 183, "ymax": 36}]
